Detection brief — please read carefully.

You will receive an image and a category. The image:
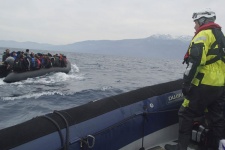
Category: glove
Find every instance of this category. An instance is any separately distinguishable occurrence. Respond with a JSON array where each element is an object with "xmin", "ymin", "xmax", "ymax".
[{"xmin": 182, "ymin": 83, "xmax": 192, "ymax": 96}]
